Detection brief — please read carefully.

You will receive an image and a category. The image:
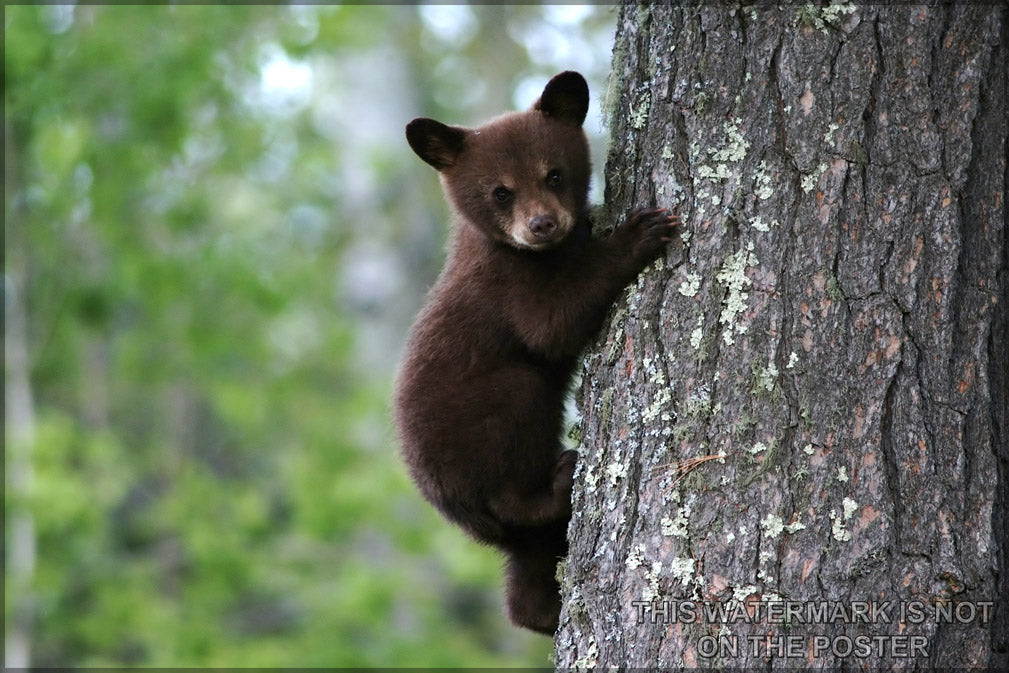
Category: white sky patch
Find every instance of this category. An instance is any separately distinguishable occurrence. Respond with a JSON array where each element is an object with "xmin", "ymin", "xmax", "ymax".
[
  {"xmin": 544, "ymin": 4, "xmax": 594, "ymax": 25},
  {"xmin": 419, "ymin": 5, "xmax": 478, "ymax": 44},
  {"xmin": 514, "ymin": 76, "xmax": 547, "ymax": 109},
  {"xmin": 258, "ymin": 45, "xmax": 312, "ymax": 113},
  {"xmin": 520, "ymin": 22, "xmax": 575, "ymax": 68}
]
